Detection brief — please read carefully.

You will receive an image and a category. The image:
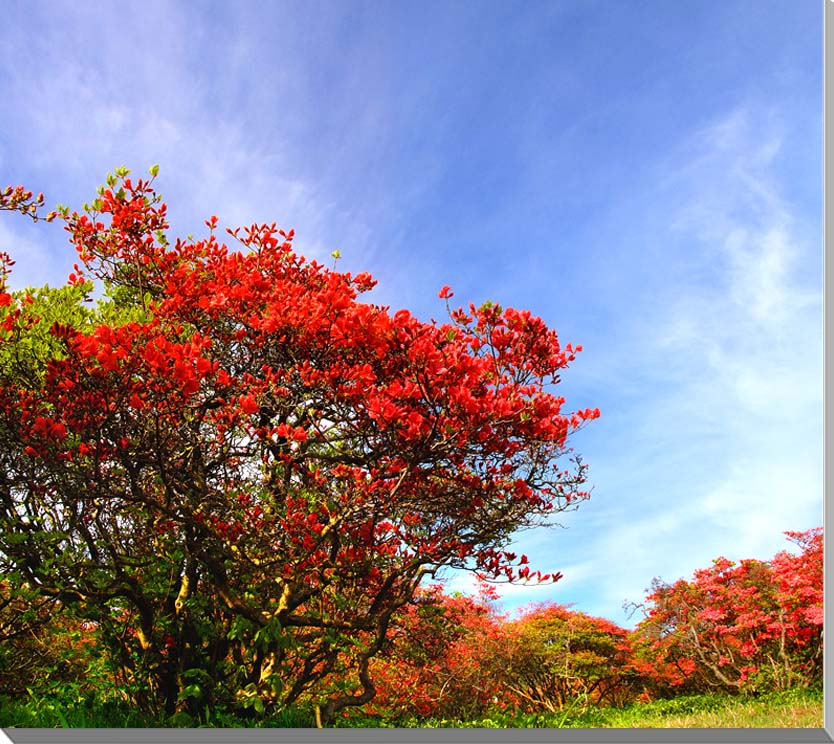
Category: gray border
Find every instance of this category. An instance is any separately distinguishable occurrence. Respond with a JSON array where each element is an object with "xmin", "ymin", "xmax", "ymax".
[{"xmin": 1, "ymin": 2, "xmax": 830, "ymax": 744}]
